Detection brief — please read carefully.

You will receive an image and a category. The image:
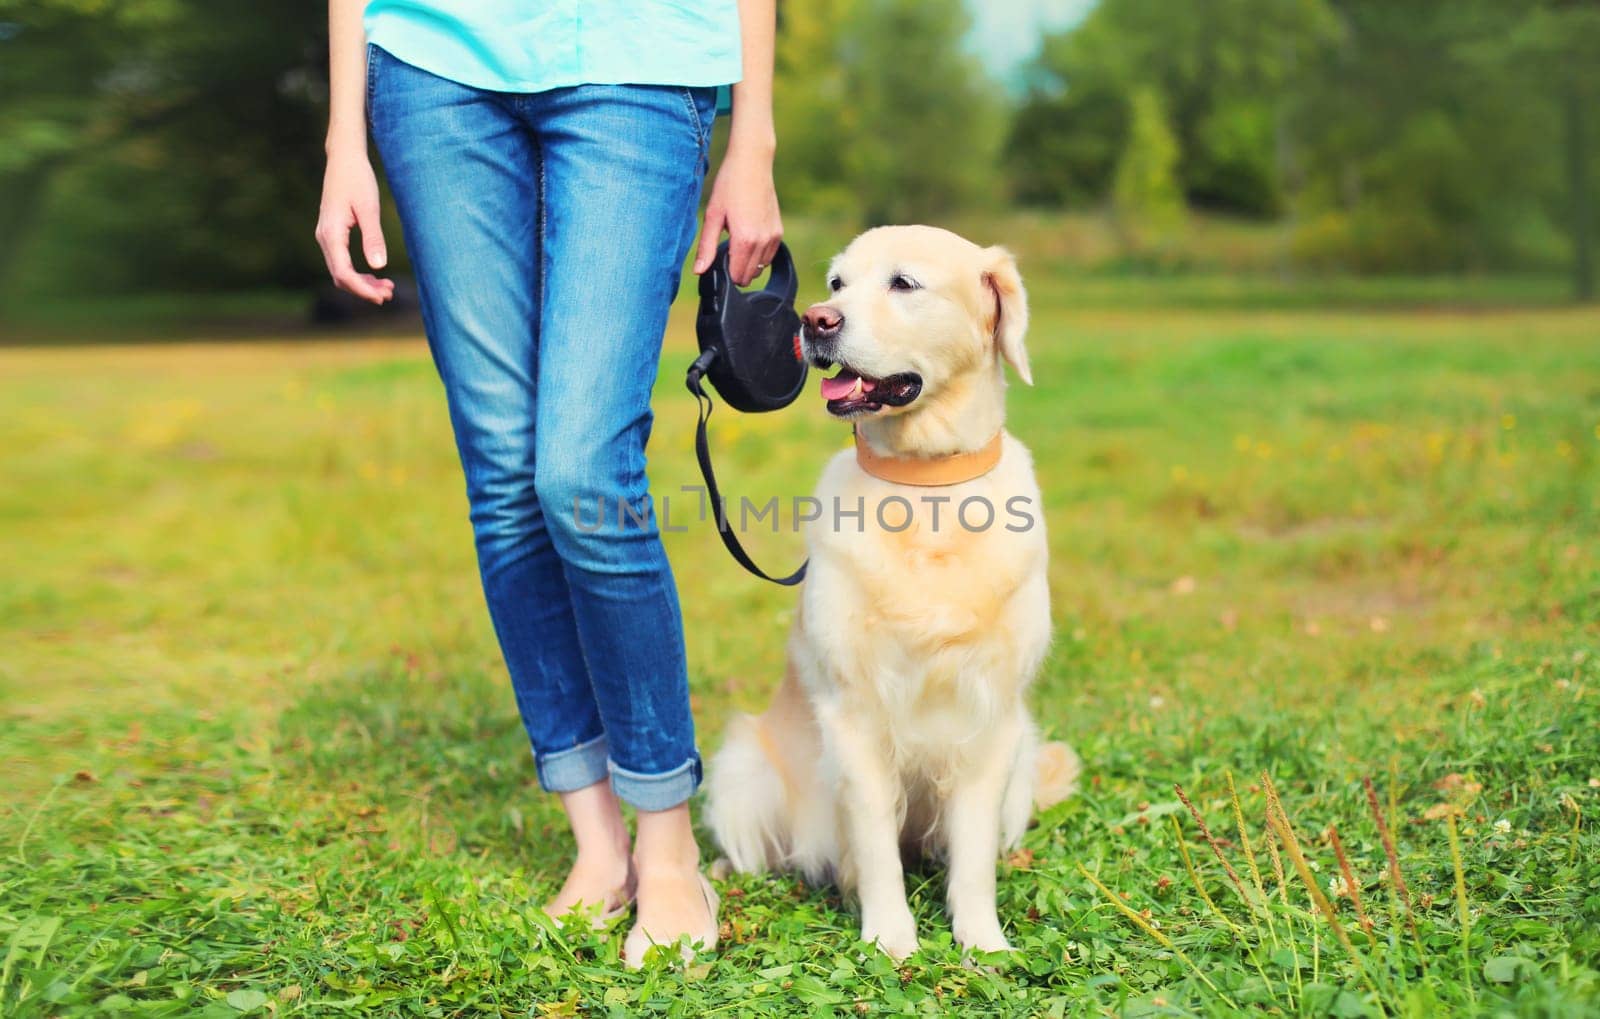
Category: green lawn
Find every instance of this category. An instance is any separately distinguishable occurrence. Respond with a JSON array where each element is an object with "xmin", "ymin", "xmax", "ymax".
[{"xmin": 2, "ymin": 295, "xmax": 1598, "ymax": 1016}]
